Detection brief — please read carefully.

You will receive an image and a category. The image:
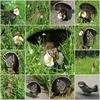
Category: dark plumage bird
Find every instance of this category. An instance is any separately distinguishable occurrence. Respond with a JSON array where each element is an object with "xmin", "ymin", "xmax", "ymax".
[
  {"xmin": 27, "ymin": 82, "xmax": 41, "ymax": 97},
  {"xmin": 79, "ymin": 28, "xmax": 96, "ymax": 49},
  {"xmin": 78, "ymin": 81, "xmax": 98, "ymax": 95},
  {"xmin": 1, "ymin": 6, "xmax": 19, "ymax": 24},
  {"xmin": 53, "ymin": 2, "xmax": 74, "ymax": 21},
  {"xmin": 79, "ymin": 3, "xmax": 97, "ymax": 23},
  {"xmin": 51, "ymin": 77, "xmax": 71, "ymax": 98},
  {"xmin": 2, "ymin": 52, "xmax": 19, "ymax": 74}
]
